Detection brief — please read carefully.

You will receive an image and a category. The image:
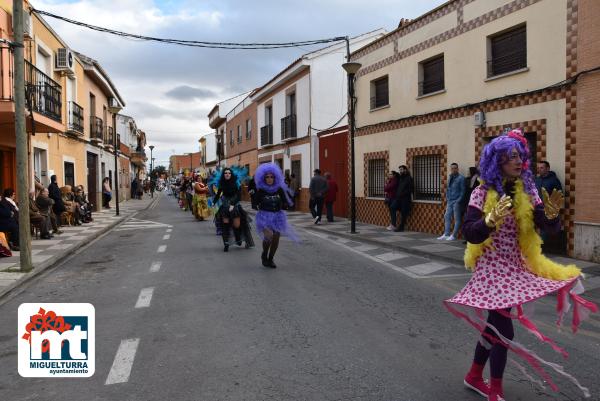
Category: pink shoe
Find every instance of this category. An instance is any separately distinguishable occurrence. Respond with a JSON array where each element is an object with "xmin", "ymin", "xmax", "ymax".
[
  {"xmin": 464, "ymin": 375, "xmax": 490, "ymax": 397},
  {"xmin": 487, "ymin": 390, "xmax": 506, "ymax": 401}
]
